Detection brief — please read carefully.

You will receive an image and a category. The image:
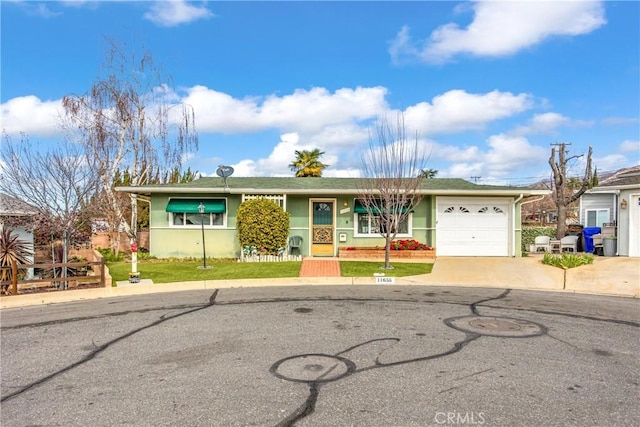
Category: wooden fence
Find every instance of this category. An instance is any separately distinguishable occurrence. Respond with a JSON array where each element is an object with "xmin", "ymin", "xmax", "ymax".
[{"xmin": 1, "ymin": 258, "xmax": 106, "ymax": 296}]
